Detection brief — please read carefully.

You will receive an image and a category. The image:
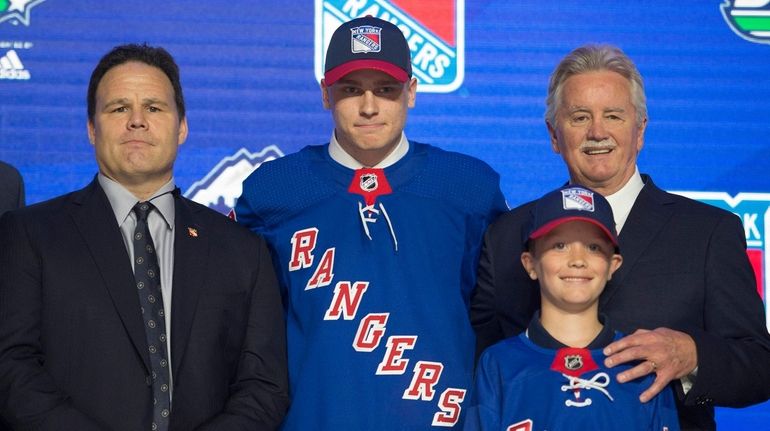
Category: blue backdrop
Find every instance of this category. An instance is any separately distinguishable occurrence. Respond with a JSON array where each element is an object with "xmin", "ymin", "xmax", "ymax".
[{"xmin": 1, "ymin": 1, "xmax": 769, "ymax": 428}]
